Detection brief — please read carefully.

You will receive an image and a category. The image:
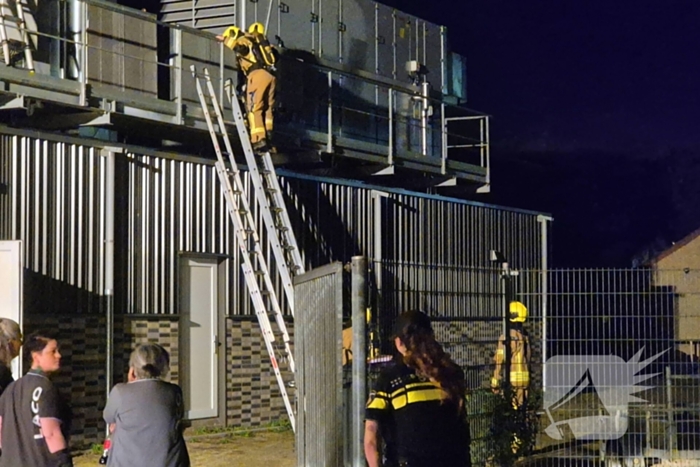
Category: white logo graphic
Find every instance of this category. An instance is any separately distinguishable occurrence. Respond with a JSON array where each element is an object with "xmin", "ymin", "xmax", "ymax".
[{"xmin": 544, "ymin": 348, "xmax": 666, "ymax": 440}]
